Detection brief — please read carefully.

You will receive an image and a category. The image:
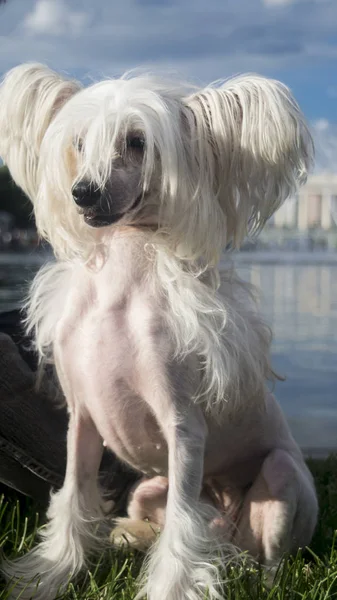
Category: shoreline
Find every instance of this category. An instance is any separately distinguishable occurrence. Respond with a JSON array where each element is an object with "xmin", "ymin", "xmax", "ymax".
[
  {"xmin": 0, "ymin": 250, "xmax": 53, "ymax": 265},
  {"xmin": 1, "ymin": 249, "xmax": 337, "ymax": 266},
  {"xmin": 231, "ymin": 250, "xmax": 337, "ymax": 266},
  {"xmin": 302, "ymin": 447, "xmax": 337, "ymax": 459}
]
